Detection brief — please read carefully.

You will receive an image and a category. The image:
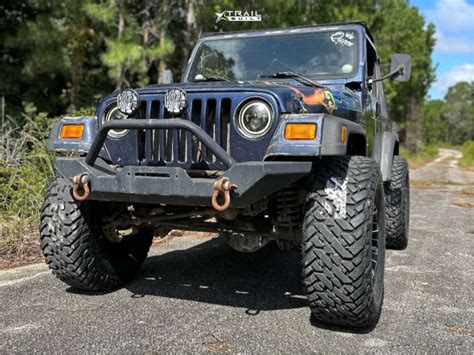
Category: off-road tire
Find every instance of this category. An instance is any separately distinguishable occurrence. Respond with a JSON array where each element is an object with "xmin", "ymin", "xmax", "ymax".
[
  {"xmin": 384, "ymin": 156, "xmax": 409, "ymax": 250},
  {"xmin": 303, "ymin": 156, "xmax": 385, "ymax": 328},
  {"xmin": 40, "ymin": 176, "xmax": 154, "ymax": 291}
]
